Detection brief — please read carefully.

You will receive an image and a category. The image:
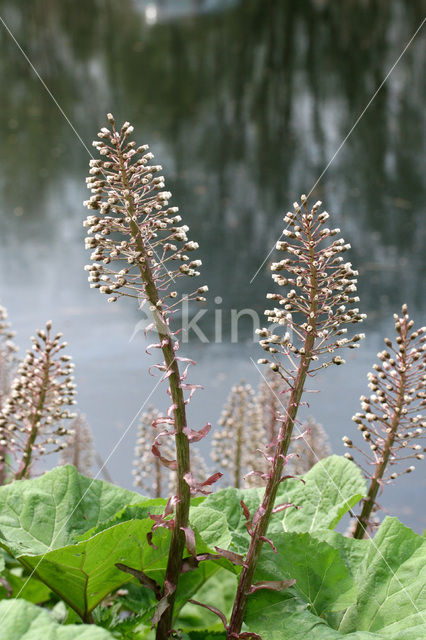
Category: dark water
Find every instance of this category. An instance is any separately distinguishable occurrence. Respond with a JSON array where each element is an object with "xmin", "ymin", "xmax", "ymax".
[{"xmin": 0, "ymin": 1, "xmax": 425, "ymax": 531}]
